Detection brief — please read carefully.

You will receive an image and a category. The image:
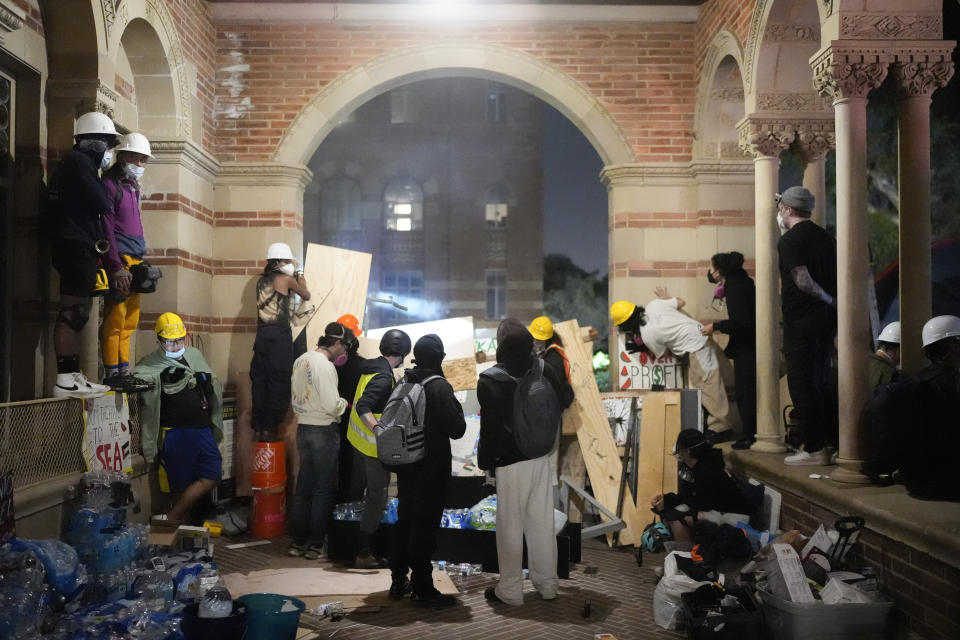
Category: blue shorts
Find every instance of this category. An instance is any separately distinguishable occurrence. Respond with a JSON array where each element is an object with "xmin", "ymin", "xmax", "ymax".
[{"xmin": 158, "ymin": 427, "xmax": 222, "ymax": 493}]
